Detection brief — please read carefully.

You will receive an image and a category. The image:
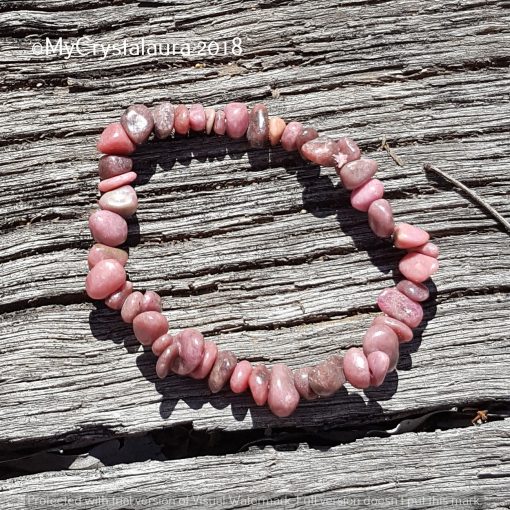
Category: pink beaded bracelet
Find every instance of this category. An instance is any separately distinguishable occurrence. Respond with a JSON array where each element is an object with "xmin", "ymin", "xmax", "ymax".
[{"xmin": 86, "ymin": 102, "xmax": 439, "ymax": 418}]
